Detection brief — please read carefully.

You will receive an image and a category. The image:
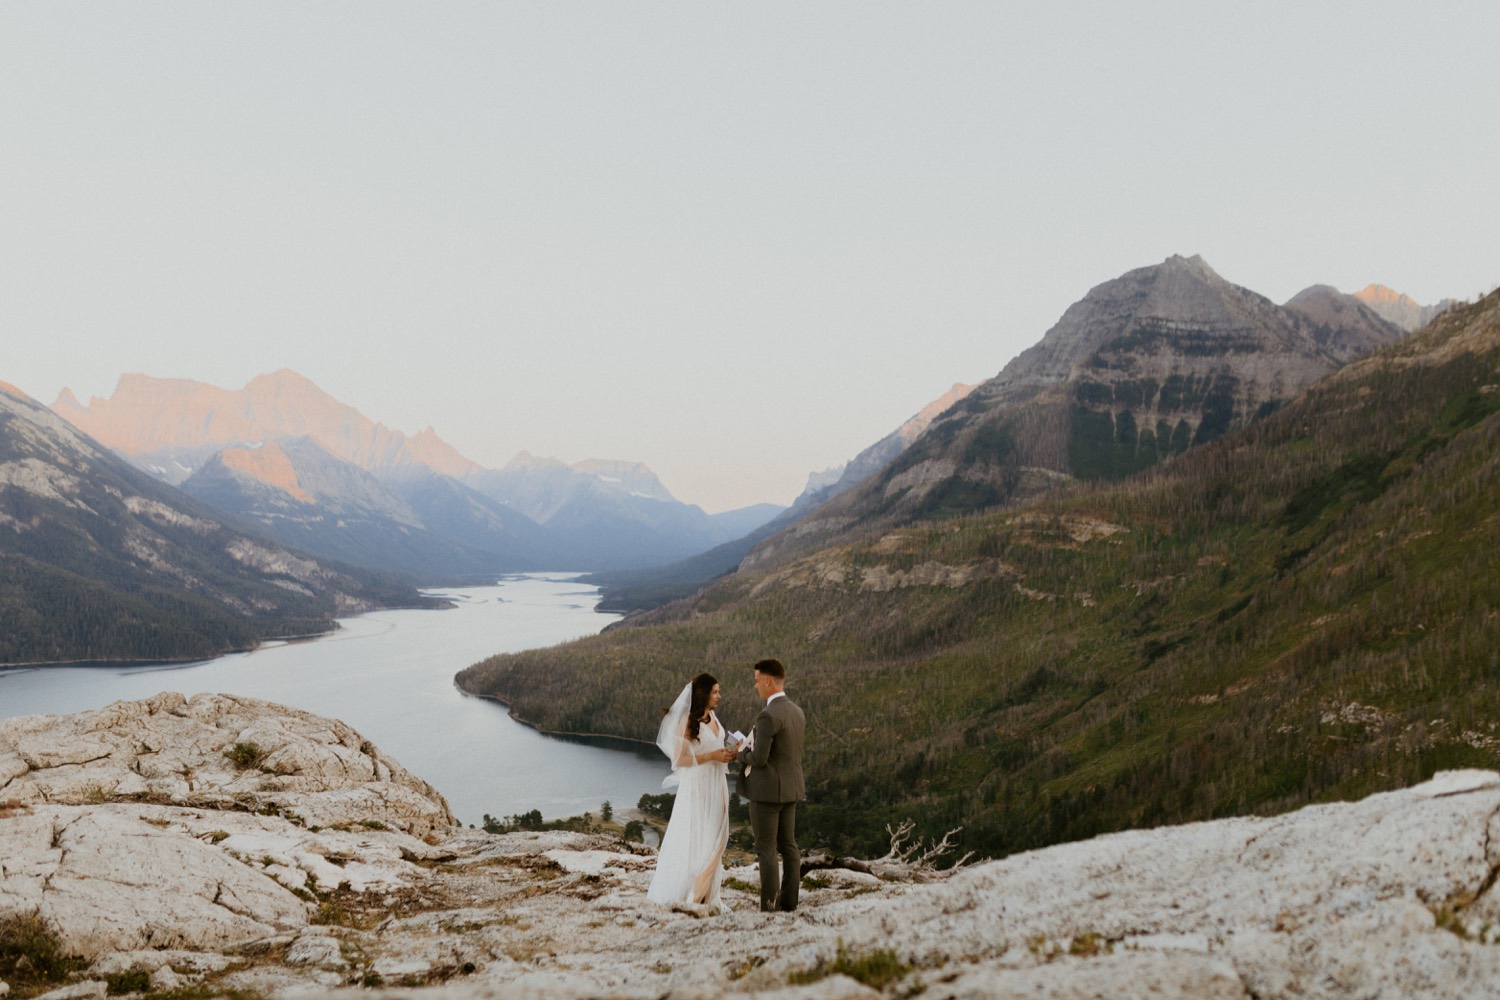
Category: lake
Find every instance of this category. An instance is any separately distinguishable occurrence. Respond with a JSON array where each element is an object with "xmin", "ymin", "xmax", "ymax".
[{"xmin": 0, "ymin": 573, "xmax": 671, "ymax": 826}]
